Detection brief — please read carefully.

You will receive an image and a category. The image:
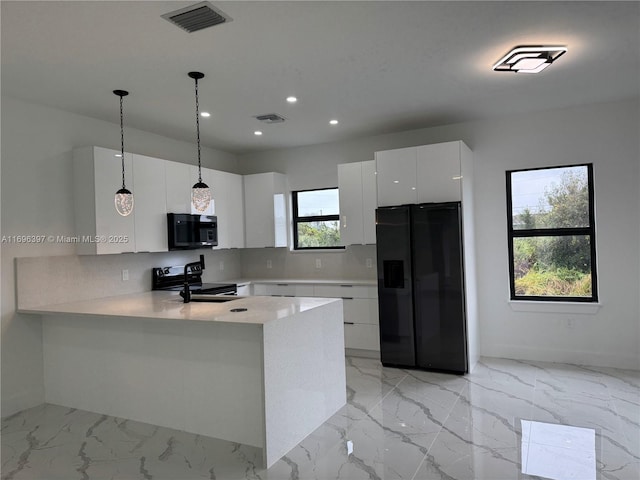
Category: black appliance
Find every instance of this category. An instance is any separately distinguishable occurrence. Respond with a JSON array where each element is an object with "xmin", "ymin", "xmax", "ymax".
[
  {"xmin": 376, "ymin": 202, "xmax": 468, "ymax": 374},
  {"xmin": 152, "ymin": 262, "xmax": 236, "ymax": 296},
  {"xmin": 167, "ymin": 213, "xmax": 218, "ymax": 250}
]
